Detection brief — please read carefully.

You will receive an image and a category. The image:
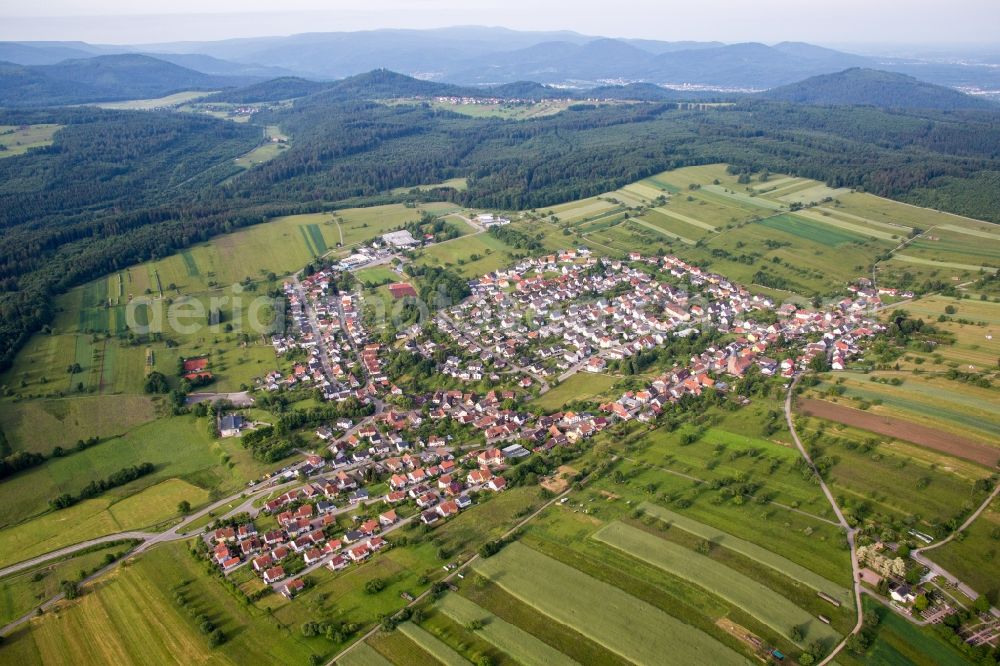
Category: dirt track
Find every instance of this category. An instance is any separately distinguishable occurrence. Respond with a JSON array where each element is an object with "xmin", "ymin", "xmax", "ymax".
[{"xmin": 798, "ymin": 398, "xmax": 999, "ymax": 469}]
